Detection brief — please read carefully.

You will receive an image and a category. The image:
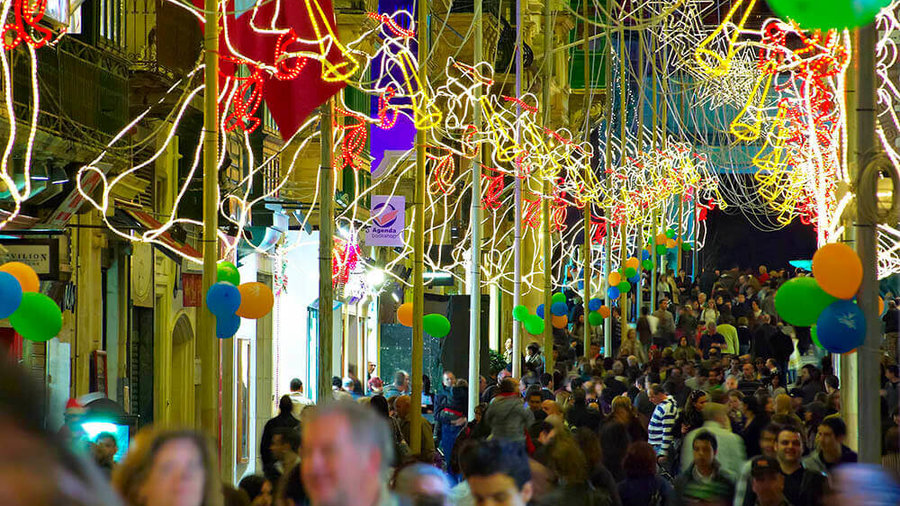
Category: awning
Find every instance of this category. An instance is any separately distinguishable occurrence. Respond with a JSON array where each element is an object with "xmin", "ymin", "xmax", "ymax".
[{"xmin": 122, "ymin": 209, "xmax": 201, "ymax": 262}]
